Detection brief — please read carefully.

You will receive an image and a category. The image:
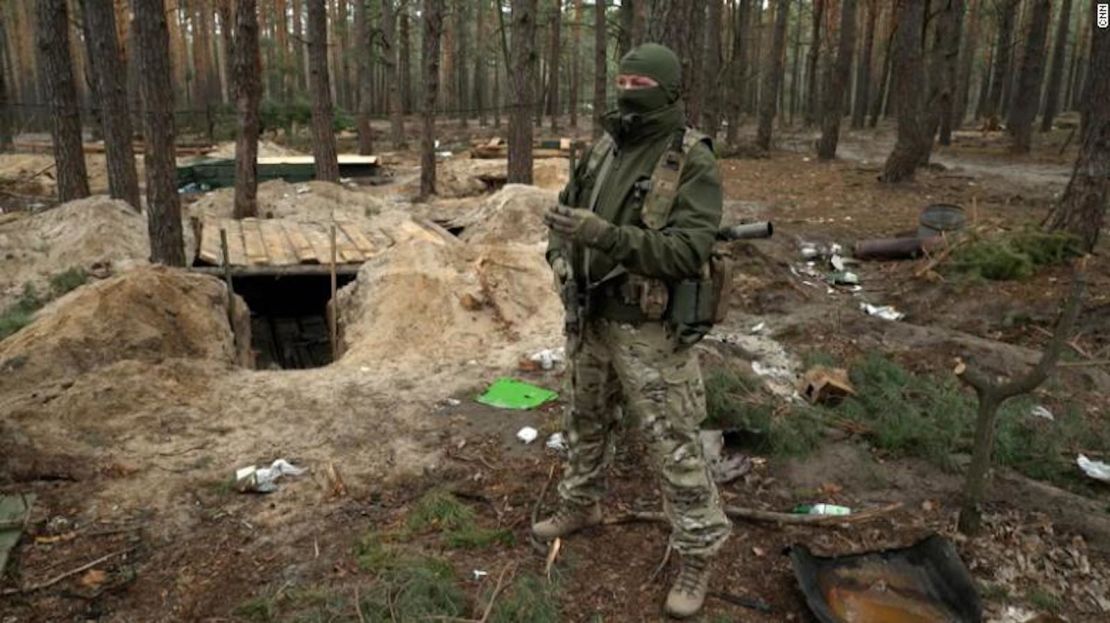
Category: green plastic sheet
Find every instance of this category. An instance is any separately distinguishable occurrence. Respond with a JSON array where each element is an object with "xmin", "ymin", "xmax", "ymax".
[{"xmin": 476, "ymin": 378, "xmax": 558, "ymax": 410}]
